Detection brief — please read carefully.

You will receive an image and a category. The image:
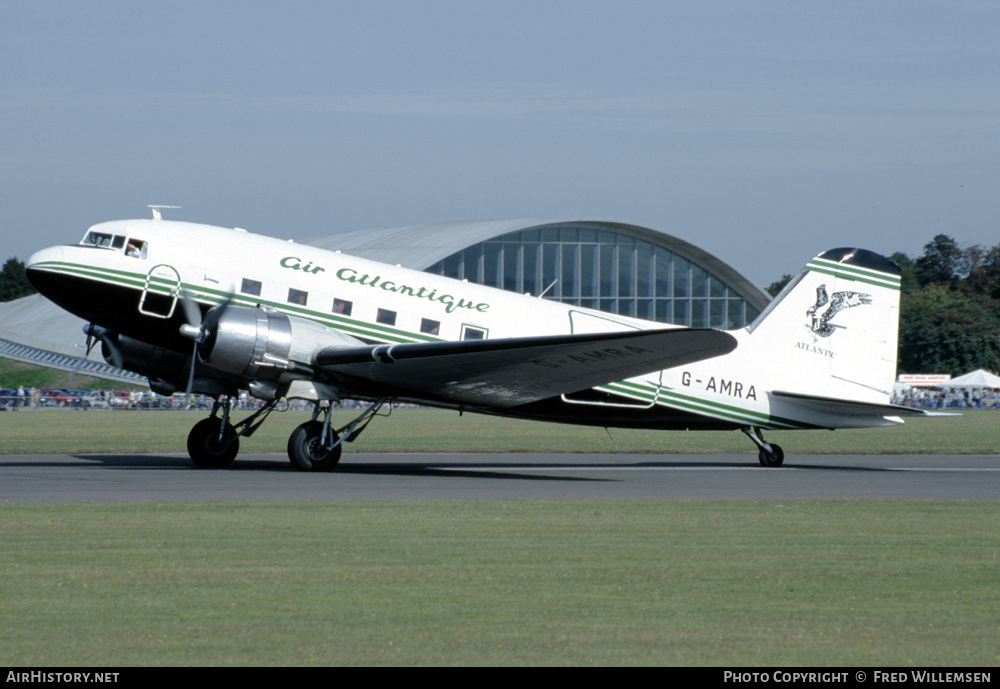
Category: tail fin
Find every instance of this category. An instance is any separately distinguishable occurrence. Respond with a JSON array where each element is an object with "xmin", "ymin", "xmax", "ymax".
[{"xmin": 745, "ymin": 248, "xmax": 901, "ymax": 405}]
